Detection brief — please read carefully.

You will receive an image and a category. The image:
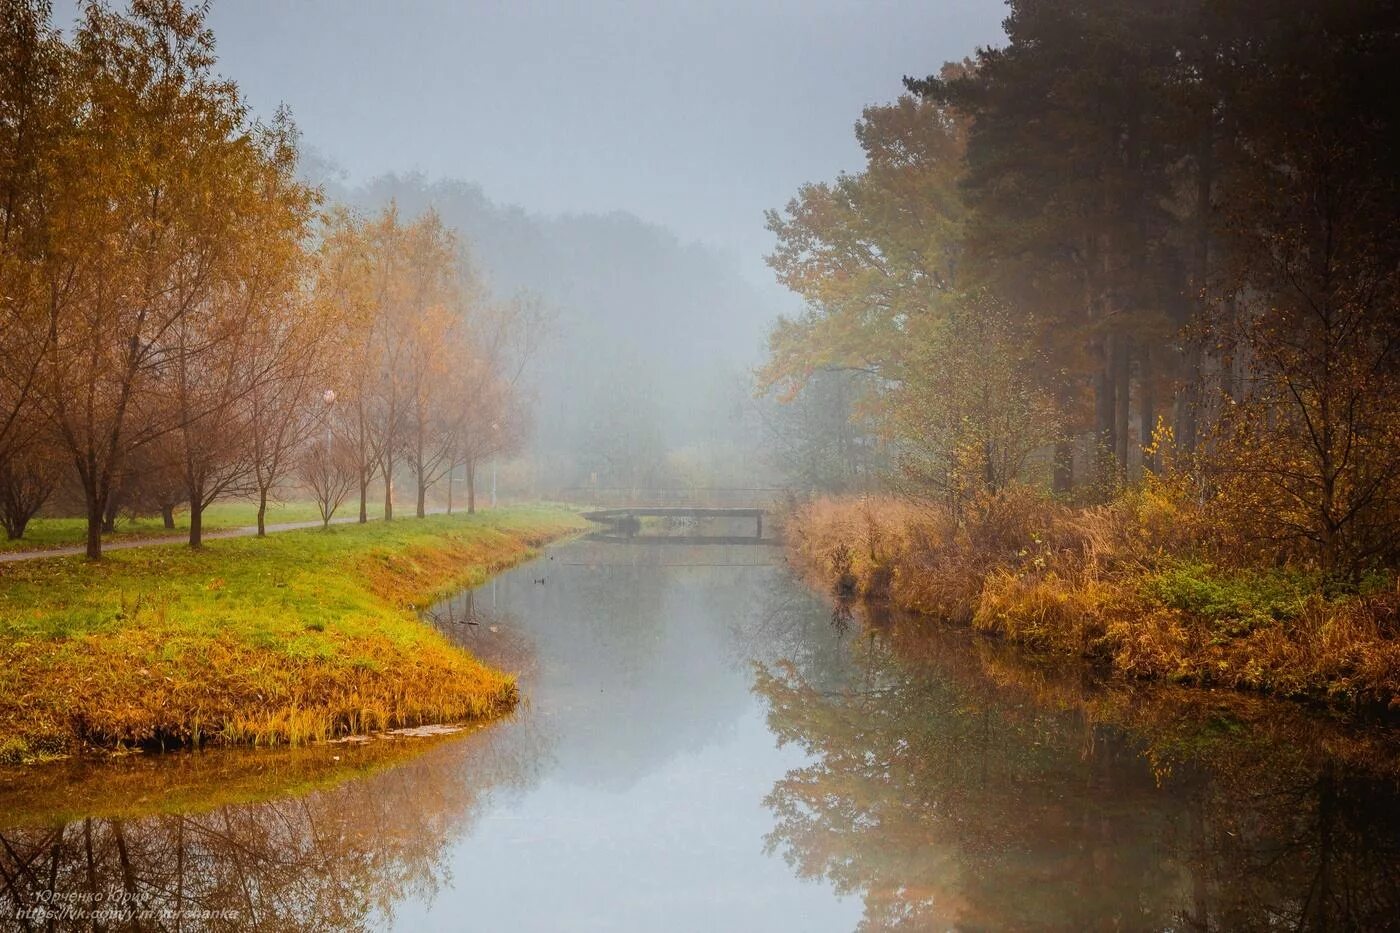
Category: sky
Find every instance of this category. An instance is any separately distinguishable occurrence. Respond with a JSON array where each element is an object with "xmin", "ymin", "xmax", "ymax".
[{"xmin": 55, "ymin": 0, "xmax": 1008, "ymax": 286}]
